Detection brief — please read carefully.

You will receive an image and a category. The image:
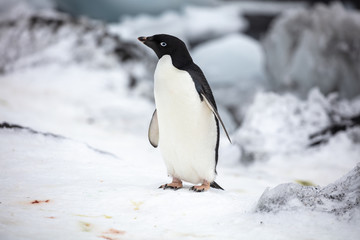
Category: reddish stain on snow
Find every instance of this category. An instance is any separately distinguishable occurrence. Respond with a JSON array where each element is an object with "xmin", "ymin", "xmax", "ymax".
[
  {"xmin": 104, "ymin": 228, "xmax": 125, "ymax": 235},
  {"xmin": 98, "ymin": 228, "xmax": 126, "ymax": 240},
  {"xmin": 98, "ymin": 236, "xmax": 116, "ymax": 240},
  {"xmin": 31, "ymin": 199, "xmax": 50, "ymax": 204}
]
